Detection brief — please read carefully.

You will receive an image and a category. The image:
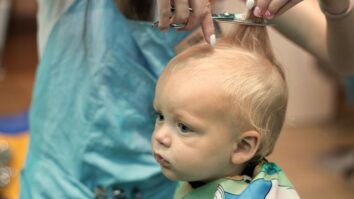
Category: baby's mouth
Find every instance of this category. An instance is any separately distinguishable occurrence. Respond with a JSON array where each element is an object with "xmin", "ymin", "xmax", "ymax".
[{"xmin": 154, "ymin": 153, "xmax": 171, "ymax": 168}]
